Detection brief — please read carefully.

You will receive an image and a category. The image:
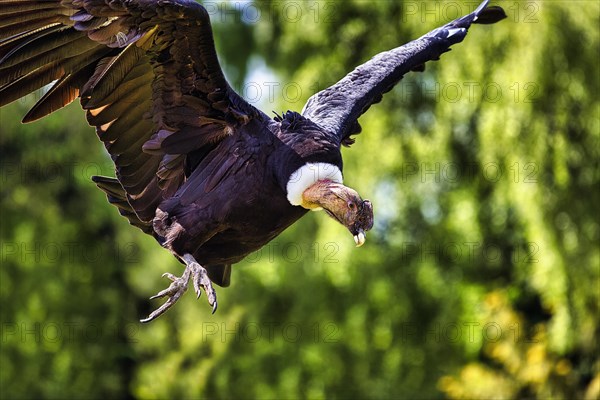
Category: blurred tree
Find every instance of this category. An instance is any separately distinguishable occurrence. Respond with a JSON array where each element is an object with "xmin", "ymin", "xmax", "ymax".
[{"xmin": 0, "ymin": 1, "xmax": 597, "ymax": 399}]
